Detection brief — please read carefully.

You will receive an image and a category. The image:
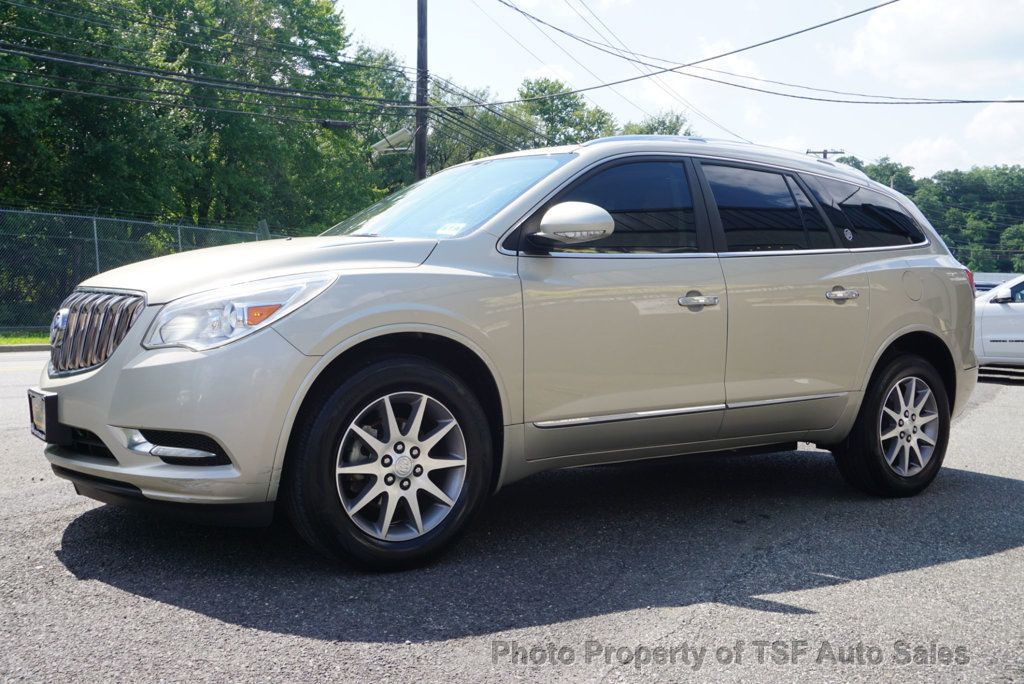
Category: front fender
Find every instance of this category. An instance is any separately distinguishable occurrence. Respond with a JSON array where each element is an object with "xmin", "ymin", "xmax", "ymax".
[{"xmin": 266, "ymin": 270, "xmax": 523, "ymax": 499}]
